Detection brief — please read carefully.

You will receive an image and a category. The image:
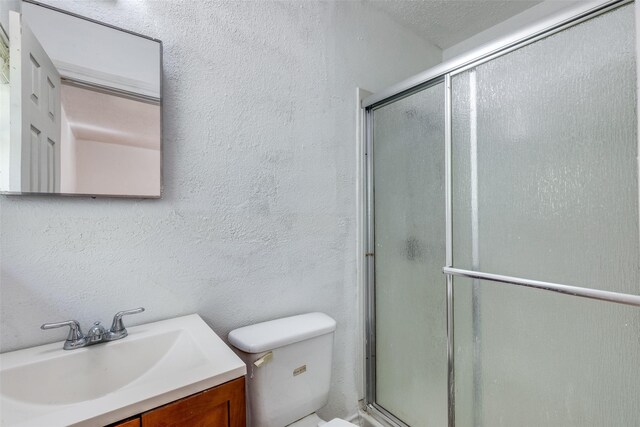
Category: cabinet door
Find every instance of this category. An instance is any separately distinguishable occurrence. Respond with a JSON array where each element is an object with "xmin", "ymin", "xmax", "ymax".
[
  {"xmin": 141, "ymin": 377, "xmax": 245, "ymax": 427},
  {"xmin": 112, "ymin": 418, "xmax": 141, "ymax": 427}
]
